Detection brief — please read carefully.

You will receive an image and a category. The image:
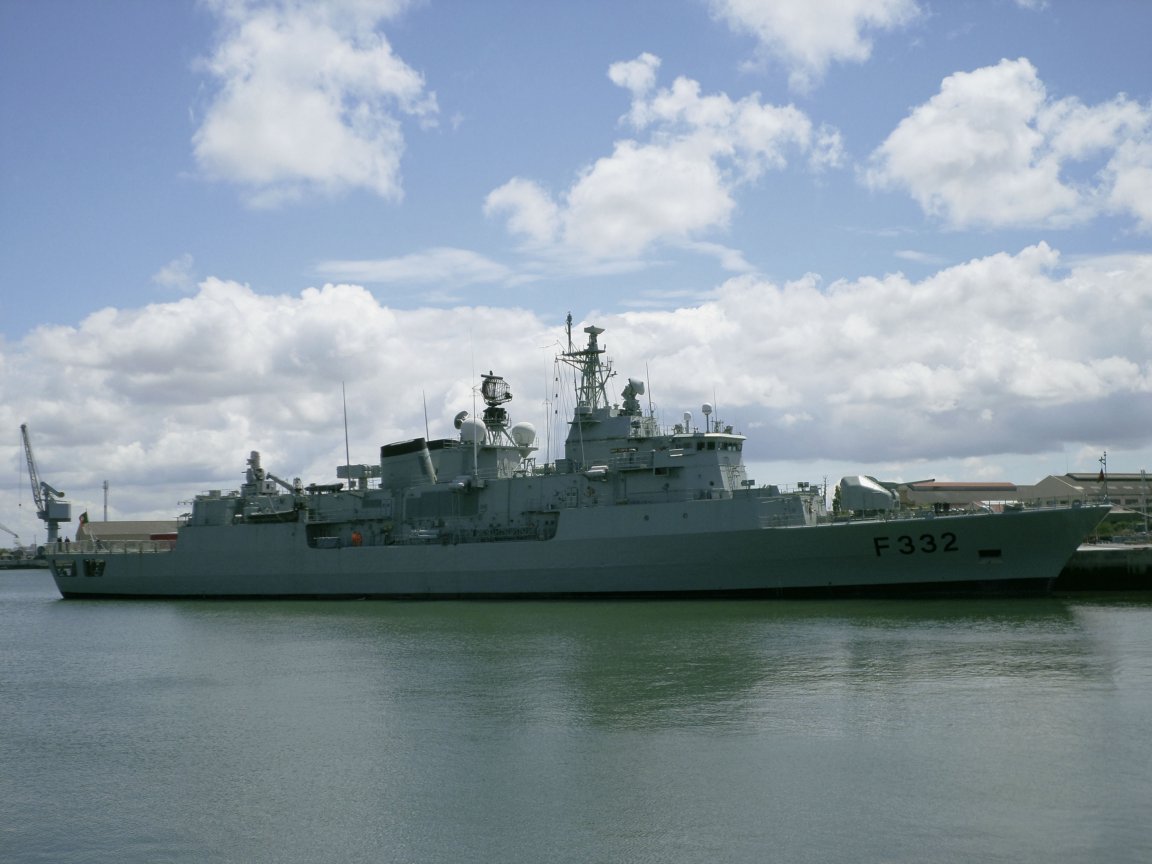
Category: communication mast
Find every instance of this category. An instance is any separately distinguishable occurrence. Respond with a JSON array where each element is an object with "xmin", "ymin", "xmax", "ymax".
[
  {"xmin": 20, "ymin": 423, "xmax": 72, "ymax": 544},
  {"xmin": 559, "ymin": 324, "xmax": 613, "ymax": 413}
]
